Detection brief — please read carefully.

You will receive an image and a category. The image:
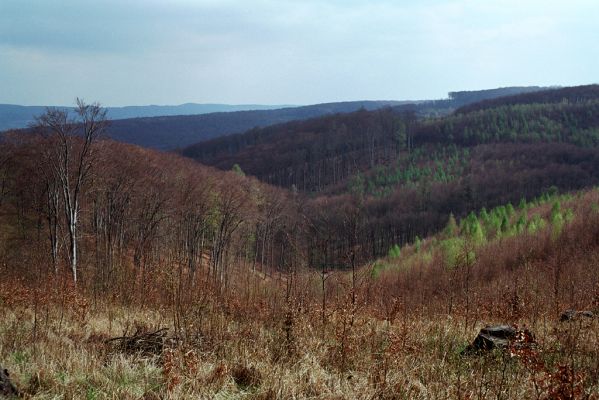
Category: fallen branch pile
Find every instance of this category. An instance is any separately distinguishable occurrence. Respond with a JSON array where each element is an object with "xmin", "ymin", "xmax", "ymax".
[{"xmin": 106, "ymin": 327, "xmax": 168, "ymax": 357}]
